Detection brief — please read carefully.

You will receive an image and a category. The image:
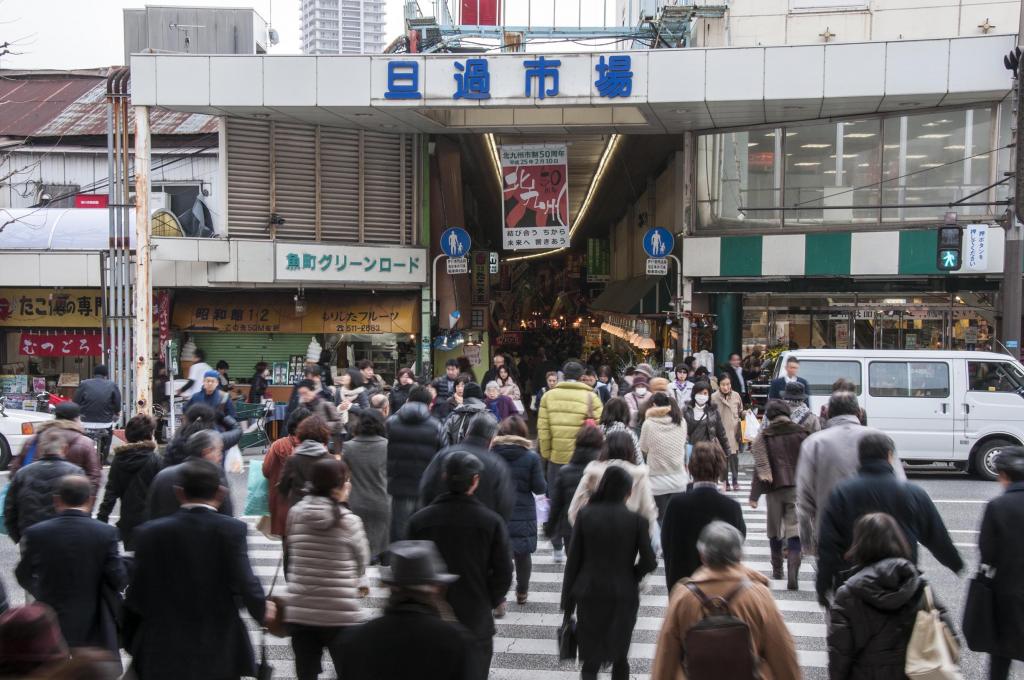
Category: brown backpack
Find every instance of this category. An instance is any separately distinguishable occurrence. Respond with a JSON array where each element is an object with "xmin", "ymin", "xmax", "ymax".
[{"xmin": 682, "ymin": 580, "xmax": 760, "ymax": 680}]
